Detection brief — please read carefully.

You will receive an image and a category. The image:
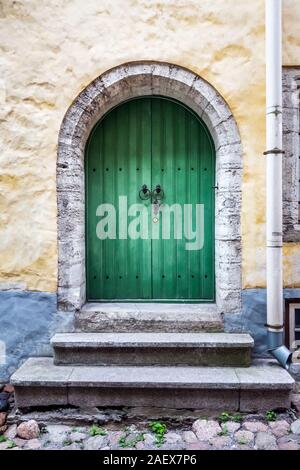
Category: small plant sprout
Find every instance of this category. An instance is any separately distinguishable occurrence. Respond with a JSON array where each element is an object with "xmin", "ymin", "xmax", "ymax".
[
  {"xmin": 232, "ymin": 413, "xmax": 242, "ymax": 423},
  {"xmin": 118, "ymin": 435, "xmax": 127, "ymax": 448},
  {"xmin": 265, "ymin": 410, "xmax": 277, "ymax": 422},
  {"xmin": 149, "ymin": 421, "xmax": 167, "ymax": 447},
  {"xmin": 40, "ymin": 426, "xmax": 48, "ymax": 434},
  {"xmin": 218, "ymin": 424, "xmax": 229, "ymax": 436},
  {"xmin": 89, "ymin": 424, "xmax": 107, "ymax": 436},
  {"xmin": 218, "ymin": 412, "xmax": 231, "ymax": 423},
  {"xmin": 62, "ymin": 438, "xmax": 72, "ymax": 447},
  {"xmin": 6, "ymin": 440, "xmax": 16, "ymax": 449}
]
